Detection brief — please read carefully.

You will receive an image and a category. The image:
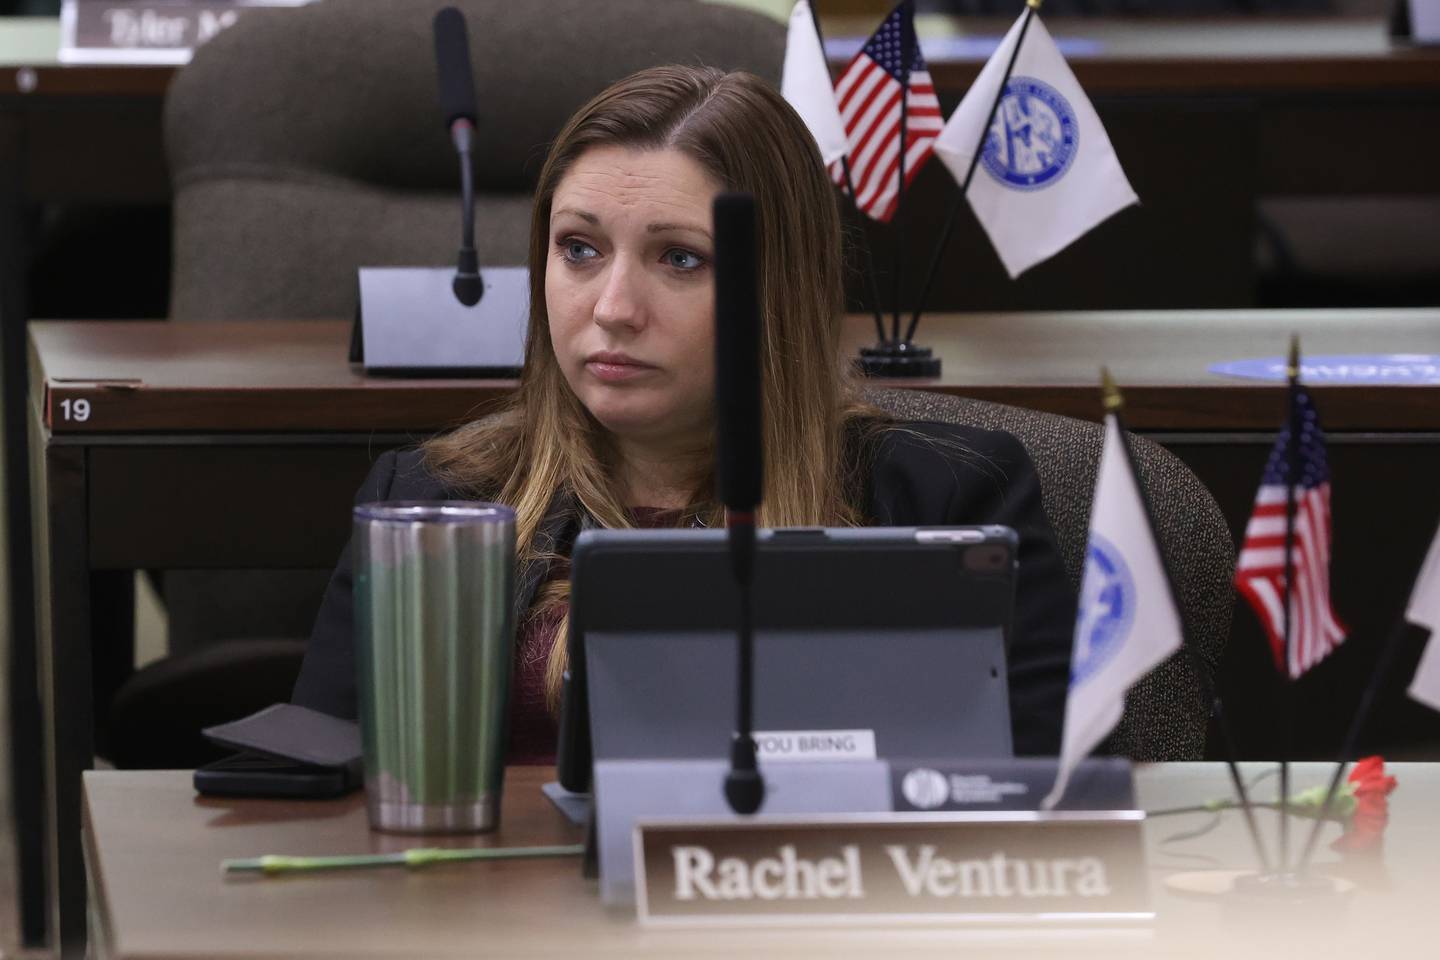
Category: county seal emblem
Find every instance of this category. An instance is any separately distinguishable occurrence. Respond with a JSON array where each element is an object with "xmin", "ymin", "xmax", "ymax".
[
  {"xmin": 1072, "ymin": 534, "xmax": 1135, "ymax": 684},
  {"xmin": 900, "ymin": 768, "xmax": 951, "ymax": 810},
  {"xmin": 980, "ymin": 76, "xmax": 1079, "ymax": 191}
]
